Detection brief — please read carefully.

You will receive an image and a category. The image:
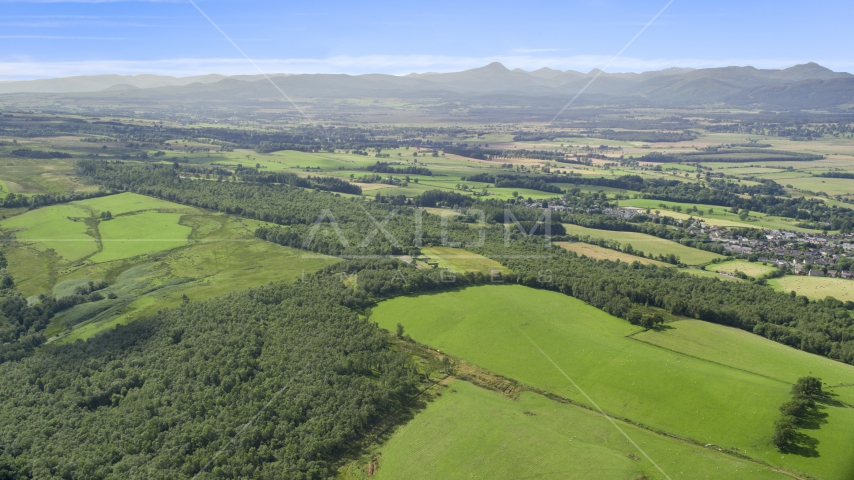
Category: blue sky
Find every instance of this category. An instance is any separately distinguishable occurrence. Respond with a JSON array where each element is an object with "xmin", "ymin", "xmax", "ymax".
[{"xmin": 1, "ymin": 0, "xmax": 852, "ymax": 79}]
